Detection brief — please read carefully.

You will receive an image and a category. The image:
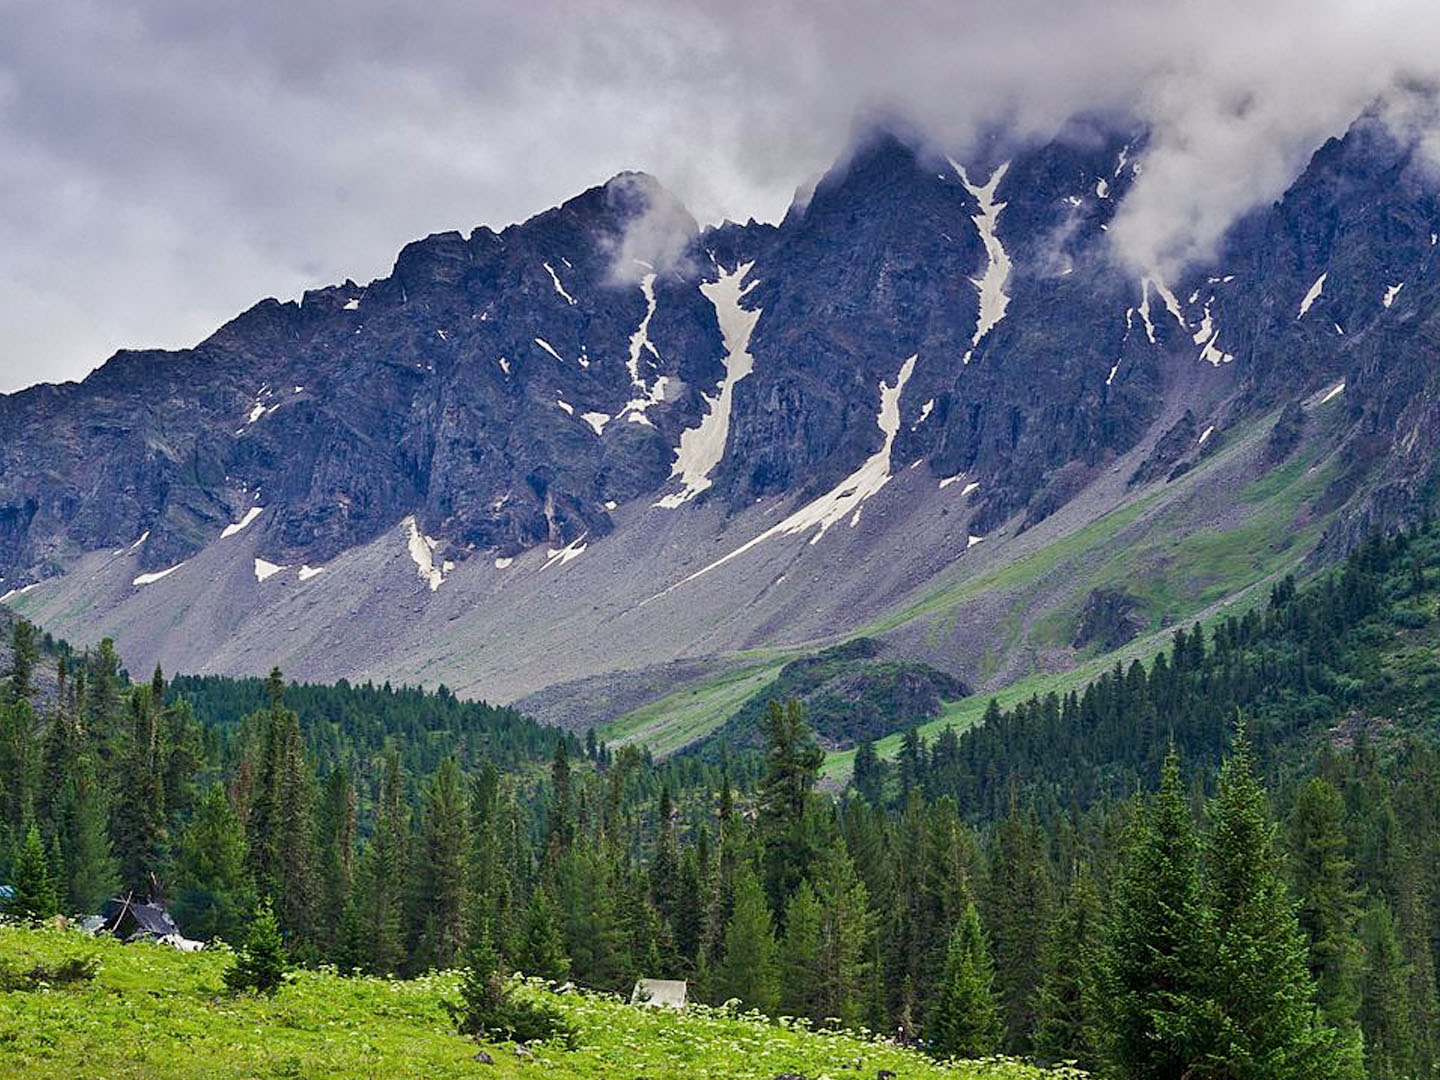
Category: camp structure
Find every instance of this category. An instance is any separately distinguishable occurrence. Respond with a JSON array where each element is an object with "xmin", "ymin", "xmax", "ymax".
[
  {"xmin": 99, "ymin": 893, "xmax": 204, "ymax": 951},
  {"xmin": 630, "ymin": 978, "xmax": 688, "ymax": 1008}
]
